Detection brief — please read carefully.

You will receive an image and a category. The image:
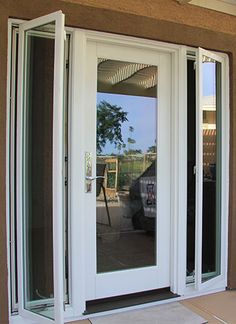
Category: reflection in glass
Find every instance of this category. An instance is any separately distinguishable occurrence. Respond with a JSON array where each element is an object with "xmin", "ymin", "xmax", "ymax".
[
  {"xmin": 201, "ymin": 56, "xmax": 221, "ymax": 282},
  {"xmin": 96, "ymin": 59, "xmax": 157, "ymax": 273}
]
